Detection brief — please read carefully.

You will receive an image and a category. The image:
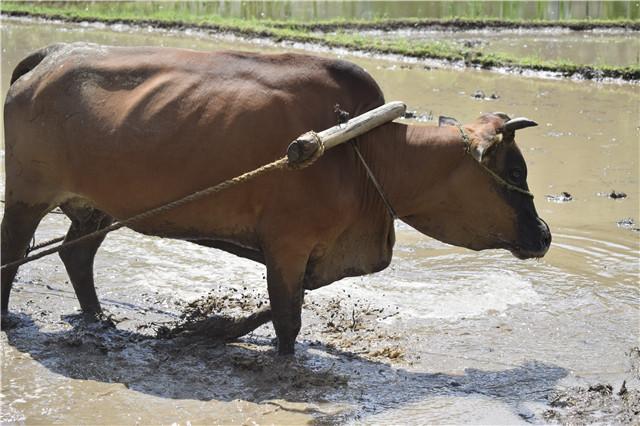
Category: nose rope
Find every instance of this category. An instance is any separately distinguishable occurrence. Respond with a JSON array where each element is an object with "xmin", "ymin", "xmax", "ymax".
[{"xmin": 456, "ymin": 125, "xmax": 534, "ymax": 199}]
